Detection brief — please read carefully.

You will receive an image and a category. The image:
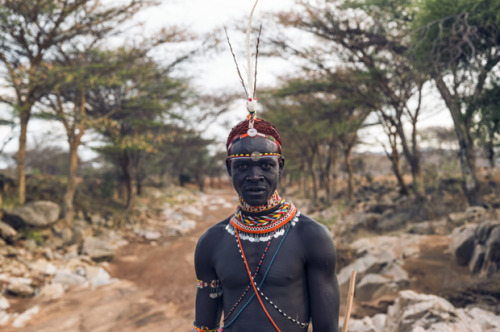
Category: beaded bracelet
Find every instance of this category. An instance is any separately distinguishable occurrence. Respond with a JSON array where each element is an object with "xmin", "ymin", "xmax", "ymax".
[
  {"xmin": 192, "ymin": 323, "xmax": 221, "ymax": 332},
  {"xmin": 197, "ymin": 279, "xmax": 222, "ymax": 299}
]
